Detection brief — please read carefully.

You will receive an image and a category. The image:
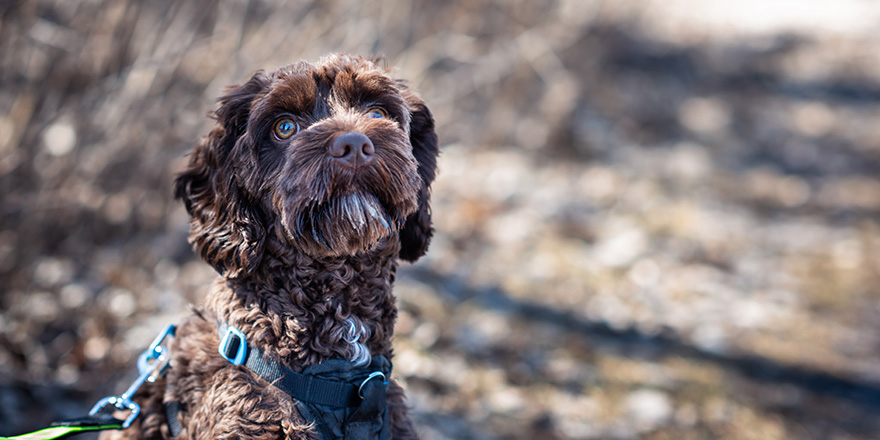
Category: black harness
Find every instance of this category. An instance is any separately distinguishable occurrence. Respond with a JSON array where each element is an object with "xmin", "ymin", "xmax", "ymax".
[{"xmin": 166, "ymin": 323, "xmax": 391, "ymax": 439}]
